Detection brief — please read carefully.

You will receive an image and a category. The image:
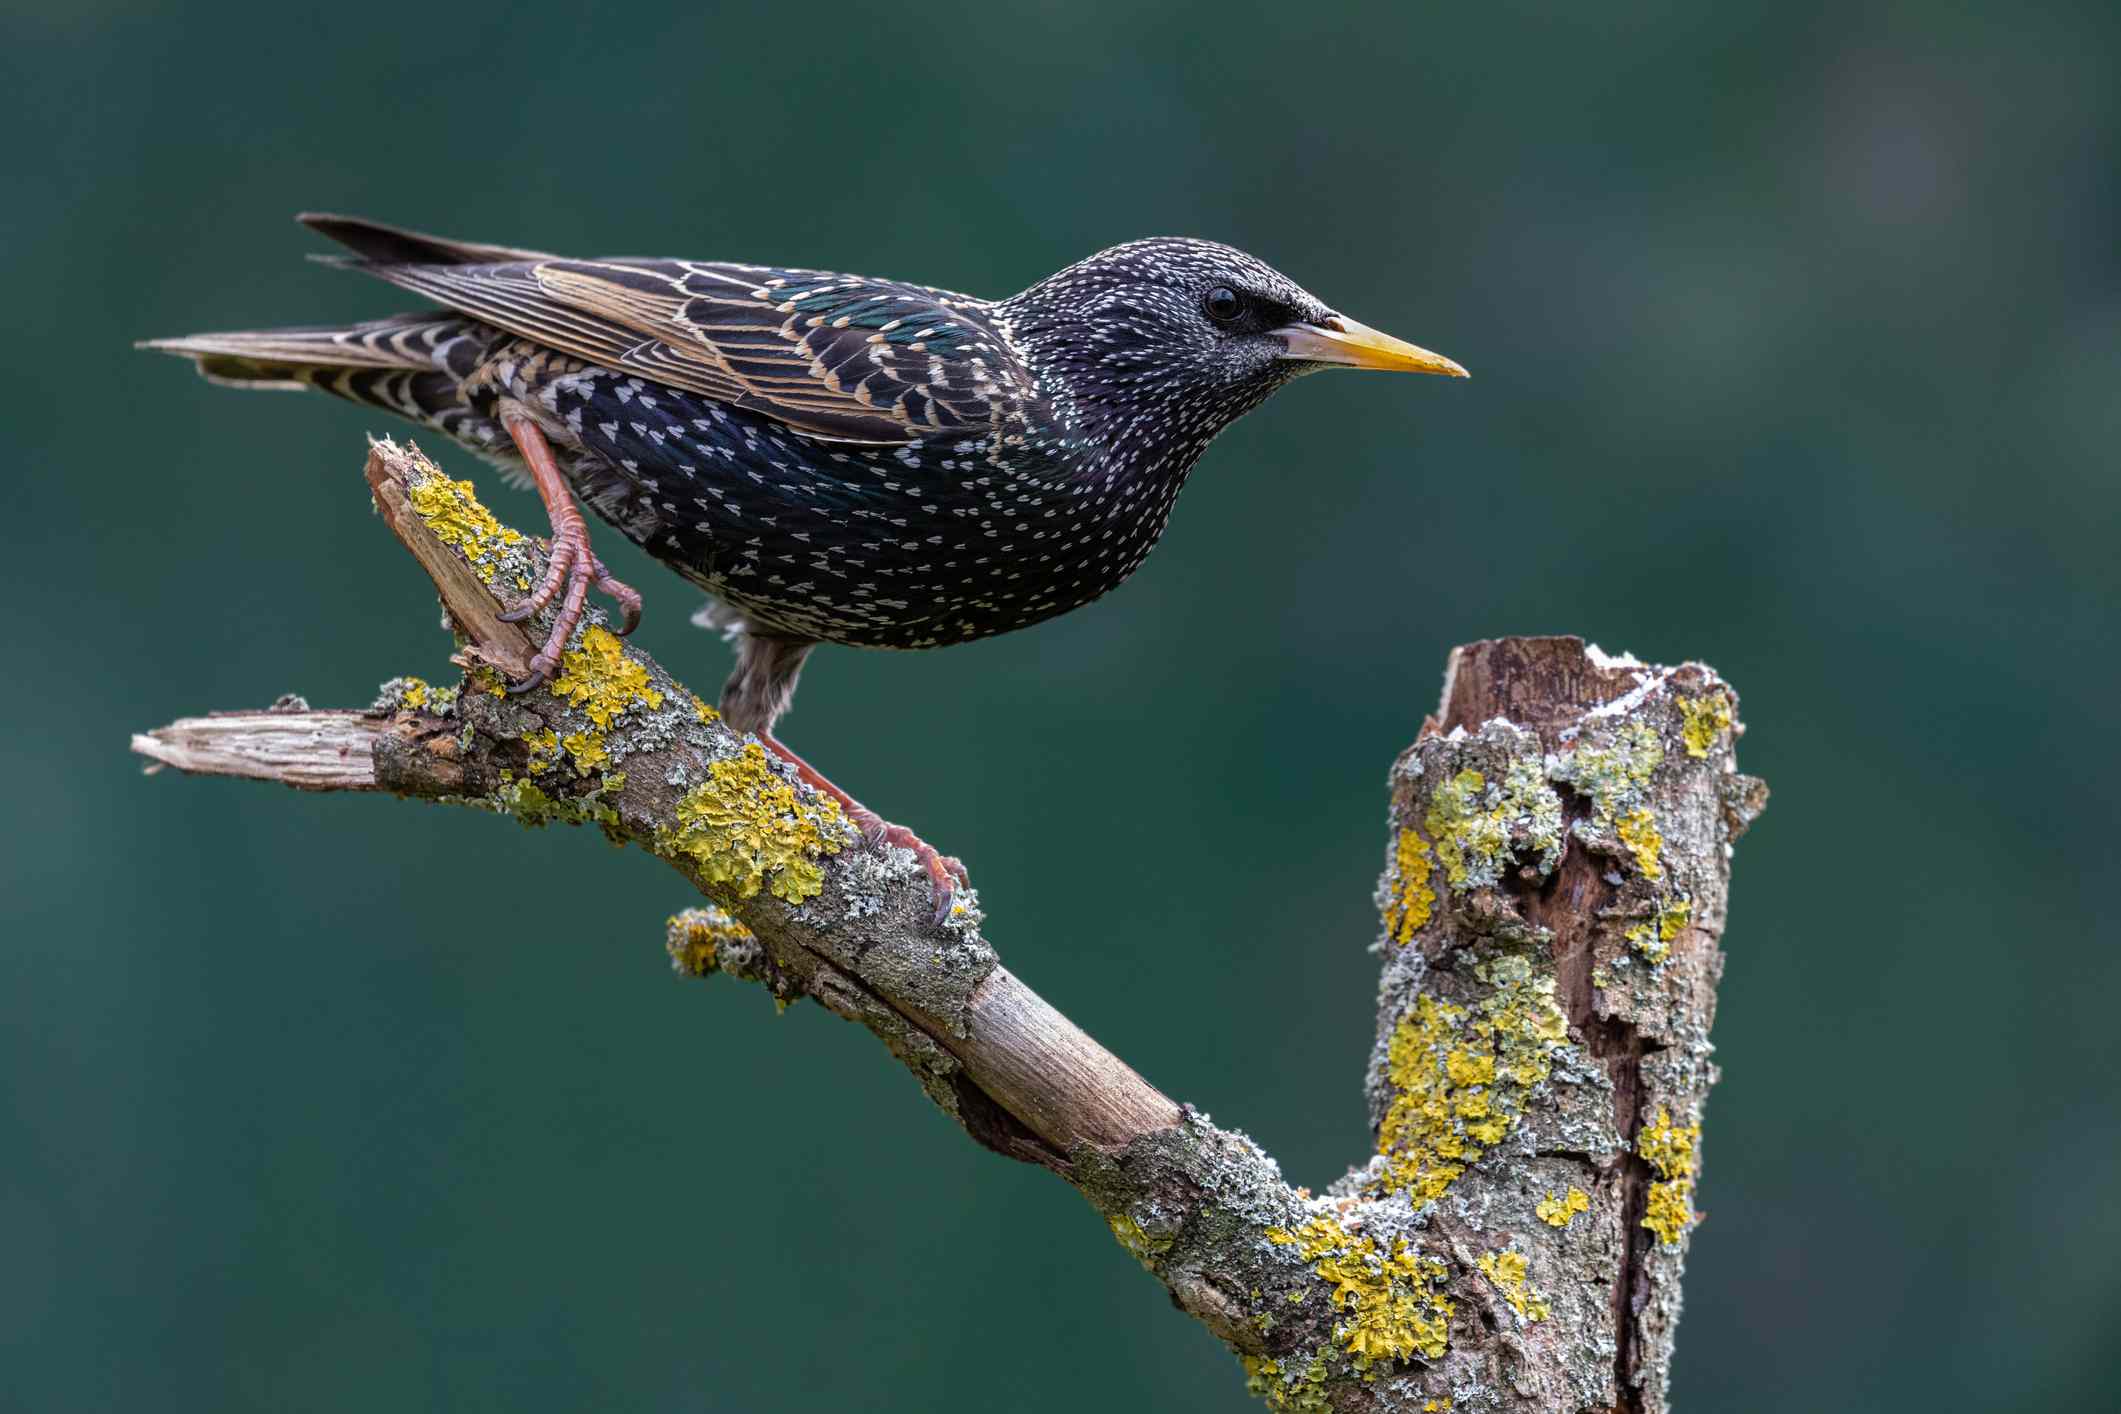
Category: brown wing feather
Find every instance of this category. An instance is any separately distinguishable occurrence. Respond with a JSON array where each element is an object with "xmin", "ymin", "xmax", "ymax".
[
  {"xmin": 330, "ymin": 250, "xmax": 1026, "ymax": 445},
  {"xmin": 298, "ymin": 212, "xmax": 559, "ymax": 266}
]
